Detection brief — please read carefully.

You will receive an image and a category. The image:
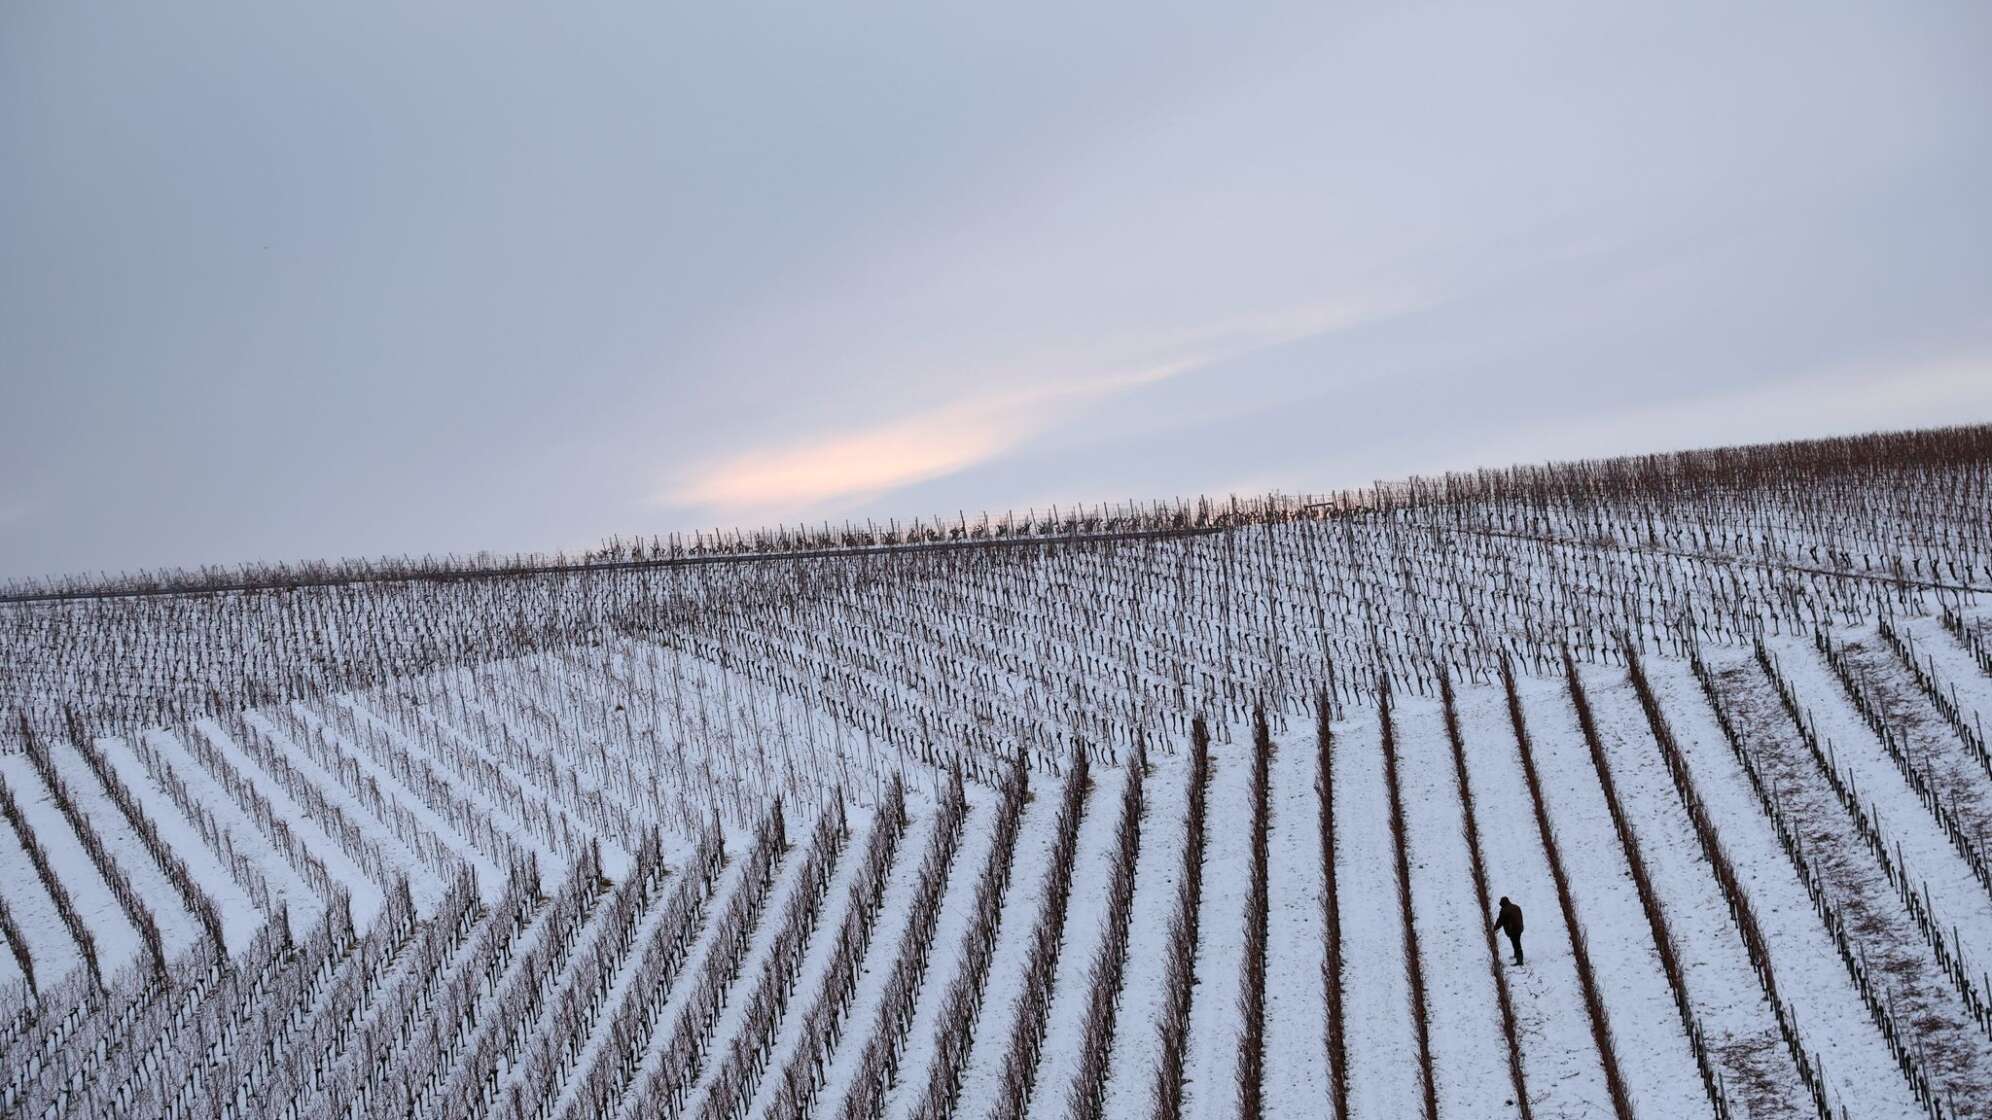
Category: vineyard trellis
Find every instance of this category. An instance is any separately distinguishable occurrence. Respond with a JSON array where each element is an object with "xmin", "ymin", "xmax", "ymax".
[{"xmin": 0, "ymin": 424, "xmax": 1988, "ymax": 1118}]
